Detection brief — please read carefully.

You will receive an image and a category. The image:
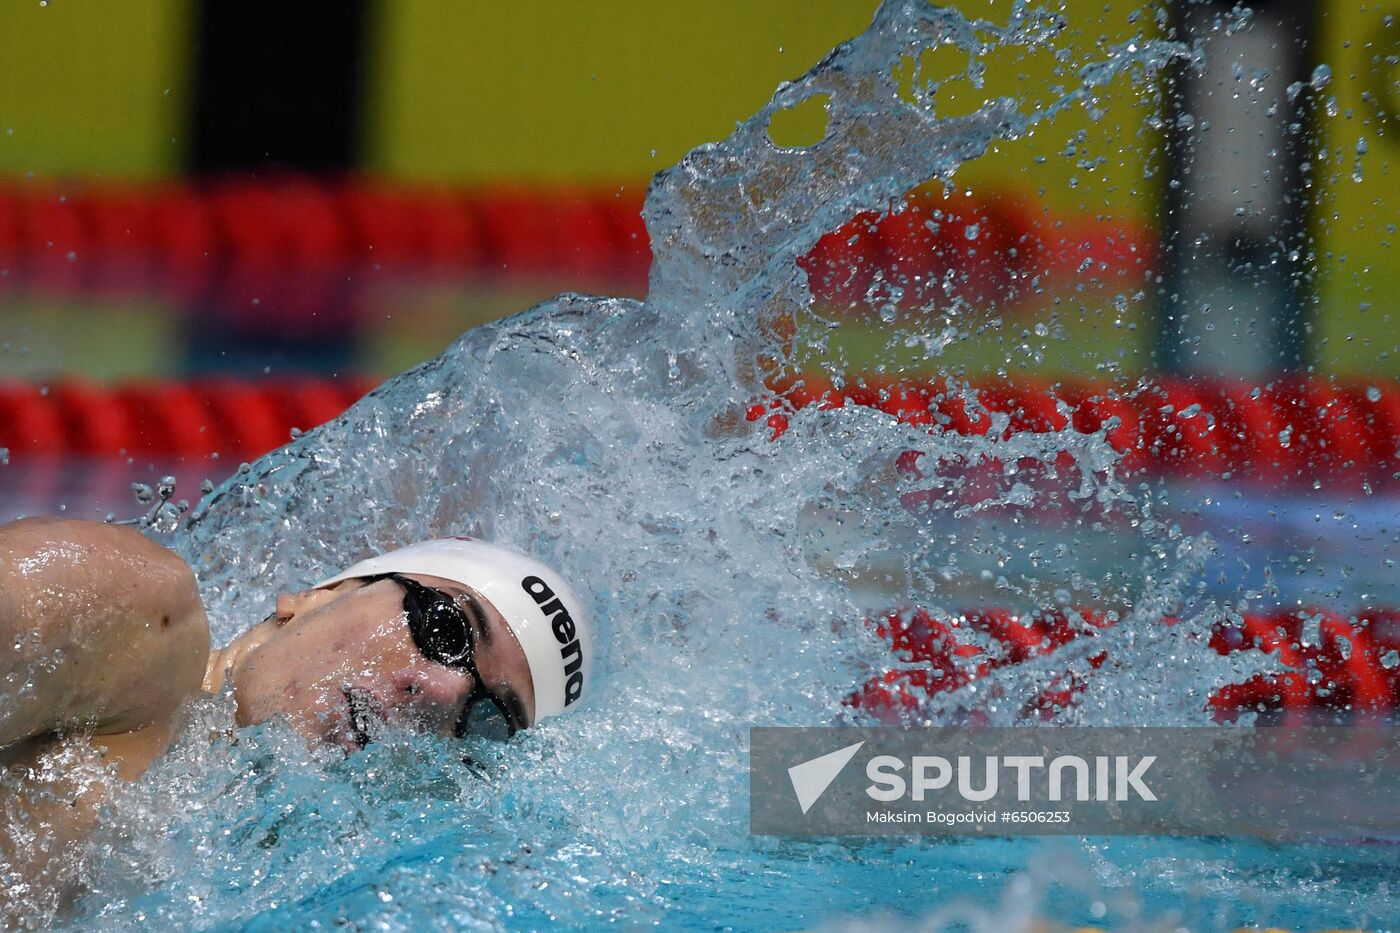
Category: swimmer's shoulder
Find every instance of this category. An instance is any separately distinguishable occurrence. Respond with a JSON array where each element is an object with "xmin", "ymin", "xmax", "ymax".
[
  {"xmin": 0, "ymin": 517, "xmax": 209, "ymax": 745},
  {"xmin": 1, "ymin": 516, "xmax": 186, "ymax": 565},
  {"xmin": 0, "ymin": 517, "xmax": 201, "ymax": 611}
]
